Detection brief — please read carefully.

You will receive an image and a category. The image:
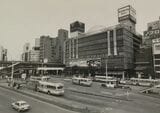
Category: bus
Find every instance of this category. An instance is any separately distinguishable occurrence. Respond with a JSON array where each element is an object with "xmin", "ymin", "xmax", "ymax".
[
  {"xmin": 130, "ymin": 78, "xmax": 159, "ymax": 87},
  {"xmin": 101, "ymin": 79, "xmax": 119, "ymax": 88},
  {"xmin": 72, "ymin": 77, "xmax": 92, "ymax": 86},
  {"xmin": 30, "ymin": 76, "xmax": 50, "ymax": 82},
  {"xmin": 27, "ymin": 76, "xmax": 50, "ymax": 91},
  {"xmin": 37, "ymin": 81, "xmax": 64, "ymax": 96},
  {"xmin": 94, "ymin": 75, "xmax": 115, "ymax": 82}
]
